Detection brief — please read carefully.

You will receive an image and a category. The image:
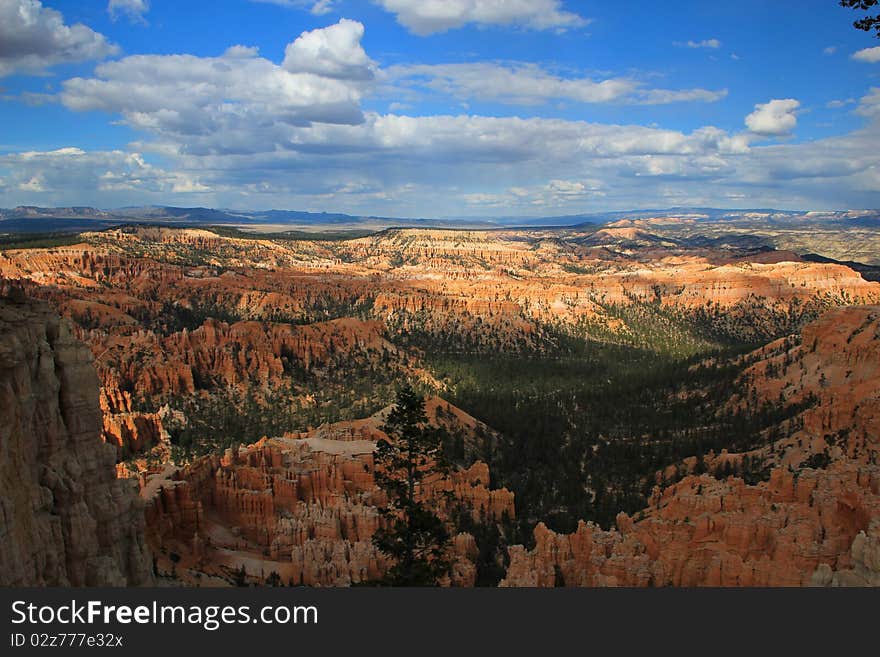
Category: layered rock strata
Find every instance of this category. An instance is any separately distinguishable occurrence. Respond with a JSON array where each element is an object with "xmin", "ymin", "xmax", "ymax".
[
  {"xmin": 143, "ymin": 403, "xmax": 514, "ymax": 587},
  {"xmin": 501, "ymin": 306, "xmax": 880, "ymax": 587},
  {"xmin": 0, "ymin": 295, "xmax": 151, "ymax": 586}
]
